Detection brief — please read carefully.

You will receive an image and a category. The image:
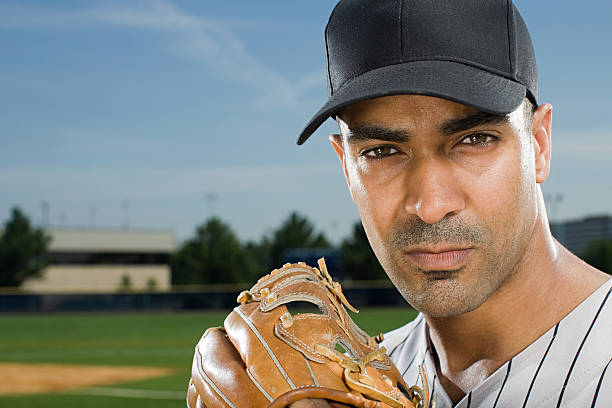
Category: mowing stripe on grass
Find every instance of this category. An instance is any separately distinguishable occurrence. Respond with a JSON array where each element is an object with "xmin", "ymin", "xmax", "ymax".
[
  {"xmin": 68, "ymin": 387, "xmax": 185, "ymax": 400},
  {"xmin": 0, "ymin": 347, "xmax": 189, "ymax": 359}
]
